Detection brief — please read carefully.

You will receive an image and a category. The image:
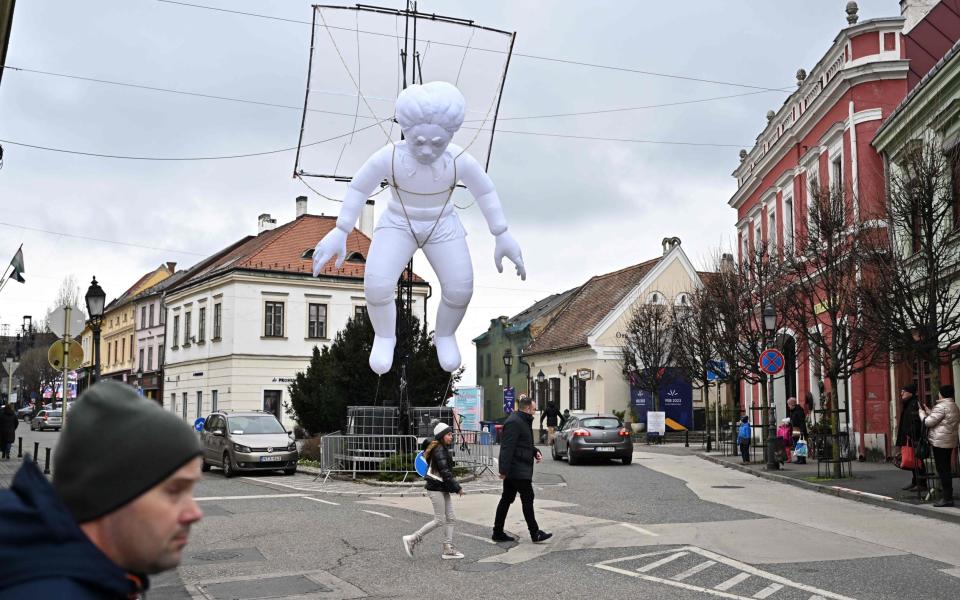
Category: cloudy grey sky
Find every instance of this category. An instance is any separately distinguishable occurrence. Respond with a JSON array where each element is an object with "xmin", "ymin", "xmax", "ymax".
[{"xmin": 0, "ymin": 0, "xmax": 896, "ymax": 384}]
